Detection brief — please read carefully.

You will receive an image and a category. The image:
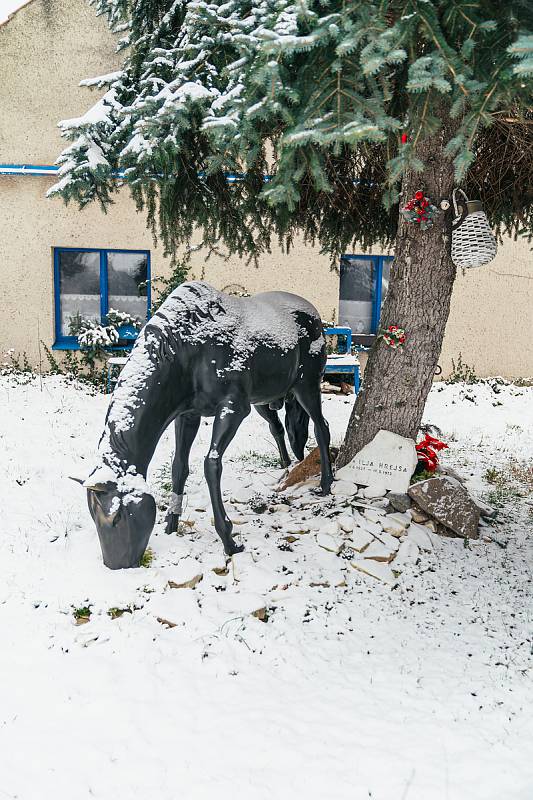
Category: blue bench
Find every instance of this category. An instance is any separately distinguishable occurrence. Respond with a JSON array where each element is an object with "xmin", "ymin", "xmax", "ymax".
[{"xmin": 323, "ymin": 326, "xmax": 361, "ymax": 393}]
